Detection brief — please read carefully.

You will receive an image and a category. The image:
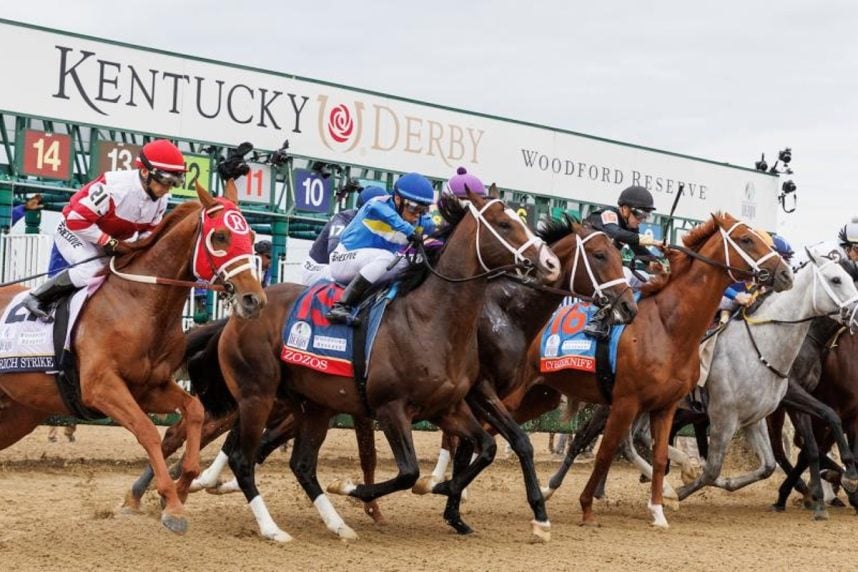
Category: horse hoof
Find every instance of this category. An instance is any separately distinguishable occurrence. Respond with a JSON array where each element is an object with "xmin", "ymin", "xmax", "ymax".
[
  {"xmin": 665, "ymin": 498, "xmax": 680, "ymax": 512},
  {"xmin": 650, "ymin": 520, "xmax": 670, "ymax": 529},
  {"xmin": 770, "ymin": 504, "xmax": 786, "ymax": 513},
  {"xmin": 121, "ymin": 492, "xmax": 142, "ymax": 513},
  {"xmin": 336, "ymin": 525, "xmax": 359, "ymax": 541},
  {"xmin": 327, "ymin": 479, "xmax": 356, "ymax": 496},
  {"xmin": 161, "ymin": 513, "xmax": 188, "ymax": 535},
  {"xmin": 813, "ymin": 510, "xmax": 830, "ymax": 521},
  {"xmin": 411, "ymin": 477, "xmax": 436, "ymax": 495},
  {"xmin": 843, "ymin": 477, "xmax": 858, "ymax": 494},
  {"xmin": 118, "ymin": 505, "xmax": 142, "ymax": 517},
  {"xmin": 579, "ymin": 519, "xmax": 600, "ymax": 528},
  {"xmin": 541, "ymin": 486, "xmax": 556, "ymax": 501},
  {"xmin": 206, "ymin": 479, "xmax": 240, "ymax": 495},
  {"xmin": 829, "ymin": 498, "xmax": 847, "ymax": 508},
  {"xmin": 364, "ymin": 504, "xmax": 388, "ymax": 525},
  {"xmin": 530, "ymin": 520, "xmax": 551, "ymax": 543},
  {"xmin": 447, "ymin": 518, "xmax": 474, "ymax": 535},
  {"xmin": 263, "ymin": 529, "xmax": 294, "ymax": 543}
]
